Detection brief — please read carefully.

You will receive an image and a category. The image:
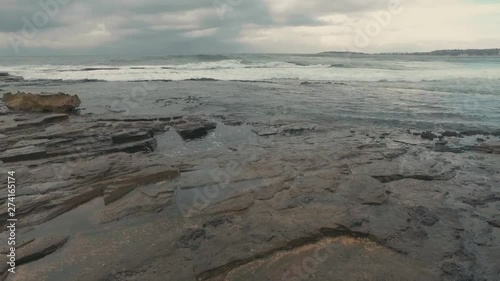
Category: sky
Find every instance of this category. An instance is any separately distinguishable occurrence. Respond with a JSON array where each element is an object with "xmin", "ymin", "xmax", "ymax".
[{"xmin": 0, "ymin": 0, "xmax": 499, "ymax": 55}]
